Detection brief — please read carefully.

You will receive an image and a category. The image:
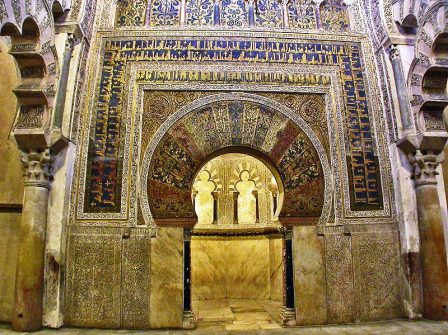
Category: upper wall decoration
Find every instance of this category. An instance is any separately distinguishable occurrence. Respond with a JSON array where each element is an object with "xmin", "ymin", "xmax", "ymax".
[
  {"xmin": 114, "ymin": 0, "xmax": 351, "ymax": 30},
  {"xmin": 116, "ymin": 0, "xmax": 148, "ymax": 26},
  {"xmin": 78, "ymin": 34, "xmax": 386, "ymax": 224},
  {"xmin": 320, "ymin": 0, "xmax": 350, "ymax": 31}
]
